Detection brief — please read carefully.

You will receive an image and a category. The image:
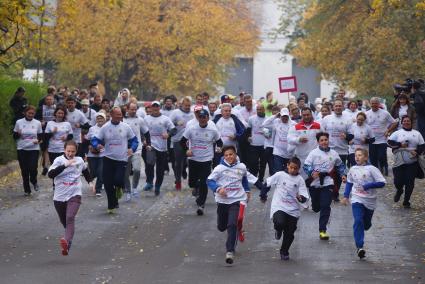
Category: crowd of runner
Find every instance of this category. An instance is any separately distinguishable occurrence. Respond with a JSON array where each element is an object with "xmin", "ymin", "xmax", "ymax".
[{"xmin": 8, "ymin": 80, "xmax": 425, "ymax": 263}]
